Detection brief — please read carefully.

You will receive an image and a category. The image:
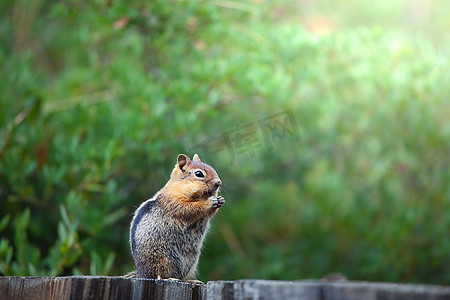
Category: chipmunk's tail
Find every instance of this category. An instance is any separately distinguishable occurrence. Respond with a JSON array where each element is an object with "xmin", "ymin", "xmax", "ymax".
[{"xmin": 122, "ymin": 270, "xmax": 137, "ymax": 278}]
